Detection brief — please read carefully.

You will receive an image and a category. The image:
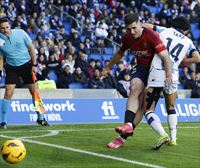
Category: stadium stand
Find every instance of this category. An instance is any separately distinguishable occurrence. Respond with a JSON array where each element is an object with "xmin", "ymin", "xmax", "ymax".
[{"xmin": 0, "ymin": 0, "xmax": 199, "ymax": 97}]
